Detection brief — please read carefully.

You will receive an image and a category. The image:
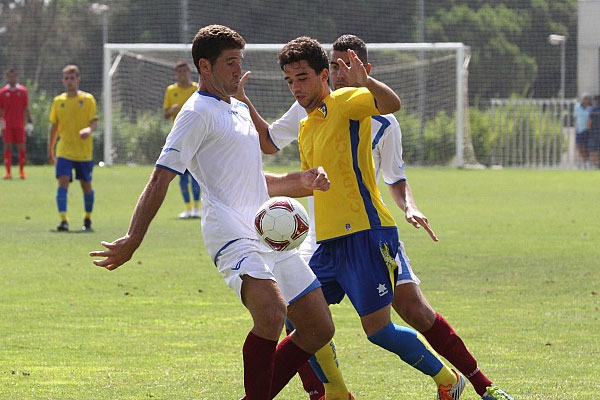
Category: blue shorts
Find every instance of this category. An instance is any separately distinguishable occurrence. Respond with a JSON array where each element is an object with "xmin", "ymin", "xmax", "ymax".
[
  {"xmin": 309, "ymin": 228, "xmax": 399, "ymax": 317},
  {"xmin": 576, "ymin": 130, "xmax": 589, "ymax": 146},
  {"xmin": 588, "ymin": 131, "xmax": 600, "ymax": 153},
  {"xmin": 55, "ymin": 157, "xmax": 94, "ymax": 182}
]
